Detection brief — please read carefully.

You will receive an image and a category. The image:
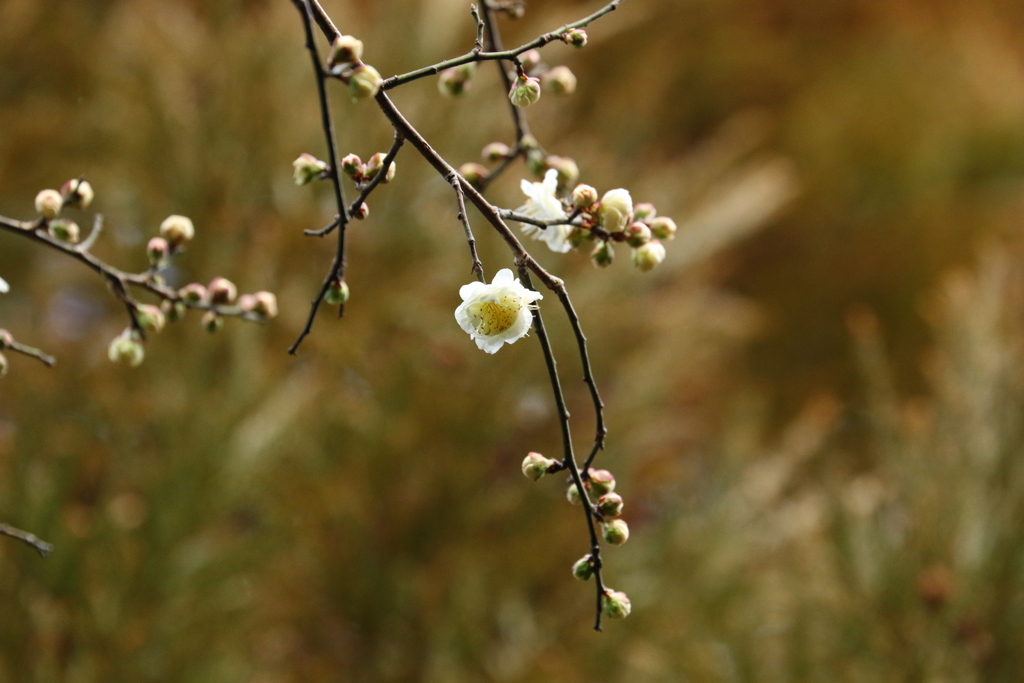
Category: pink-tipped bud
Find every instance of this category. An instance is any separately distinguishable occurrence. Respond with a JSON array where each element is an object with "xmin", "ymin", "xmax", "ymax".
[
  {"xmin": 328, "ymin": 35, "xmax": 364, "ymax": 66},
  {"xmin": 60, "ymin": 179, "xmax": 94, "ymax": 210},
  {"xmin": 202, "ymin": 311, "xmax": 223, "ymax": 333},
  {"xmin": 602, "ymin": 589, "xmax": 632, "ymax": 619},
  {"xmin": 0, "ymin": 329, "xmax": 13, "ymax": 349},
  {"xmin": 146, "ymin": 237, "xmax": 170, "ymax": 267},
  {"xmin": 458, "ymin": 163, "xmax": 490, "ymax": 190},
  {"xmin": 509, "ymin": 75, "xmax": 541, "ymax": 108},
  {"xmin": 159, "ymin": 215, "xmax": 195, "ymax": 248},
  {"xmin": 365, "ymin": 152, "xmax": 396, "ymax": 184},
  {"xmin": 208, "ymin": 277, "xmax": 237, "ymax": 305},
  {"xmin": 562, "ymin": 28, "xmax": 588, "ymax": 48},
  {"xmin": 597, "ymin": 492, "xmax": 624, "ymax": 518},
  {"xmin": 293, "ymin": 153, "xmax": 329, "ymax": 186},
  {"xmin": 521, "ymin": 452, "xmax": 557, "ymax": 481},
  {"xmin": 519, "ymin": 50, "xmax": 542, "ymax": 73},
  {"xmin": 590, "ymin": 241, "xmax": 614, "ymax": 268},
  {"xmin": 135, "ymin": 304, "xmax": 166, "ymax": 333},
  {"xmin": 541, "ymin": 66, "xmax": 576, "ymax": 95},
  {"xmin": 624, "ymin": 222, "xmax": 652, "ymax": 248},
  {"xmin": 632, "ymin": 240, "xmax": 667, "ymax": 272},
  {"xmin": 650, "ymin": 216, "xmax": 677, "ymax": 241},
  {"xmin": 601, "ymin": 519, "xmax": 629, "ymax": 545},
  {"xmin": 179, "ymin": 283, "xmax": 208, "ymax": 304},
  {"xmin": 633, "ymin": 202, "xmax": 657, "ymax": 222},
  {"xmin": 353, "ymin": 202, "xmax": 369, "ymax": 220},
  {"xmin": 251, "ymin": 291, "xmax": 278, "ymax": 319},
  {"xmin": 588, "ymin": 468, "xmax": 616, "ymax": 496},
  {"xmin": 161, "ymin": 300, "xmax": 186, "ymax": 323},
  {"xmin": 572, "ymin": 184, "xmax": 598, "ymax": 210},
  {"xmin": 341, "ymin": 153, "xmax": 363, "ymax": 179}
]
